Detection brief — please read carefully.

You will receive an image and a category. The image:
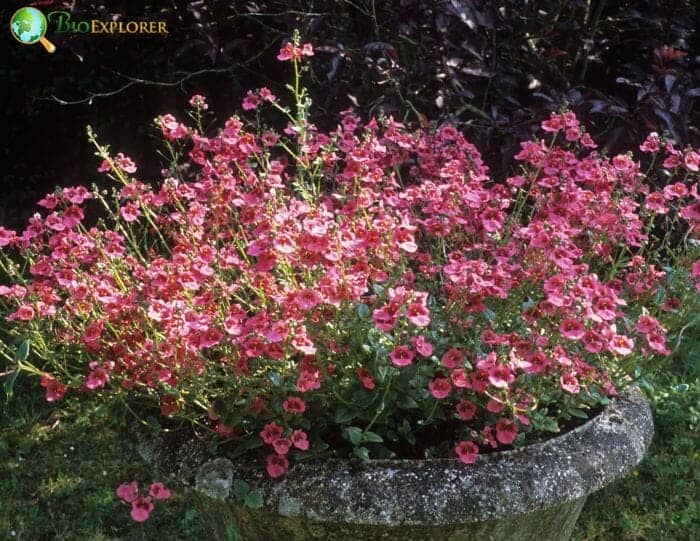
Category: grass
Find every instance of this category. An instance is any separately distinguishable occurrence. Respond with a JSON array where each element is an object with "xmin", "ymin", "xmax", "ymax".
[
  {"xmin": 573, "ymin": 338, "xmax": 700, "ymax": 541},
  {"xmin": 1, "ymin": 338, "xmax": 698, "ymax": 540},
  {"xmin": 0, "ymin": 384, "xmax": 208, "ymax": 540}
]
